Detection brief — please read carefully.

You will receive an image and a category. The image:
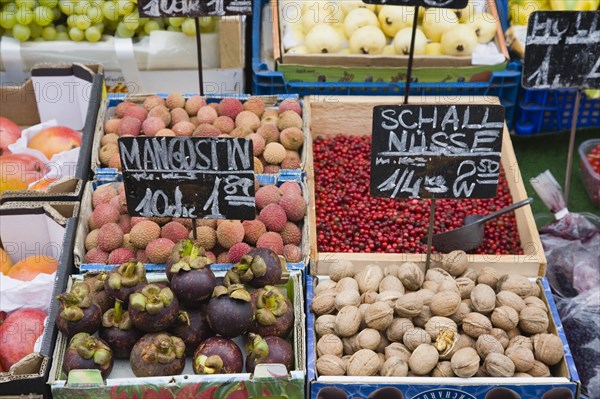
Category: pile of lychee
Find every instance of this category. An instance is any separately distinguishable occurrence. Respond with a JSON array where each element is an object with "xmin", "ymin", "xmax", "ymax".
[
  {"xmin": 83, "ymin": 181, "xmax": 306, "ymax": 265},
  {"xmin": 99, "ymin": 95, "xmax": 305, "ymax": 173}
]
